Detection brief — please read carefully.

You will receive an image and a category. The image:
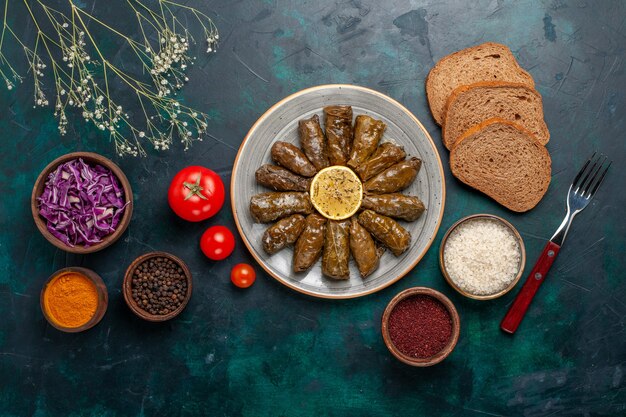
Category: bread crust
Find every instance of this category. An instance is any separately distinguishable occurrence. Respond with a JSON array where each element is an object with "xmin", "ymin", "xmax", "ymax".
[{"xmin": 452, "ymin": 117, "xmax": 541, "ymax": 148}]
